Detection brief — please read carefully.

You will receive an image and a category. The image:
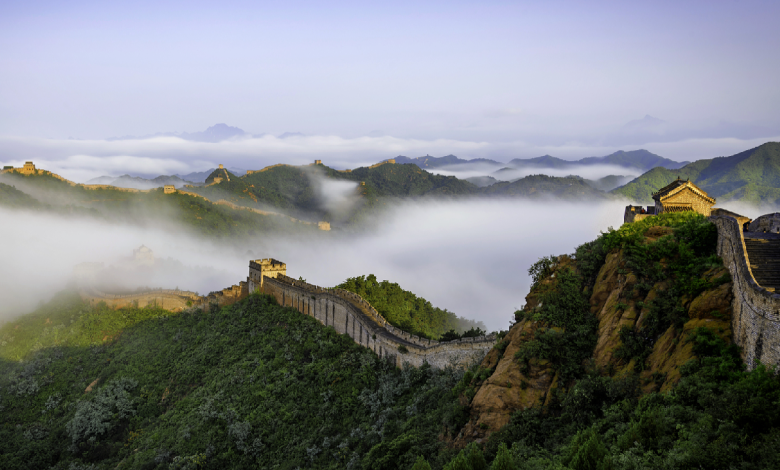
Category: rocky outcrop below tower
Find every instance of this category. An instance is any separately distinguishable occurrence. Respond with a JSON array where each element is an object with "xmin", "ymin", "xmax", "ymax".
[{"xmin": 454, "ymin": 215, "xmax": 736, "ymax": 446}]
